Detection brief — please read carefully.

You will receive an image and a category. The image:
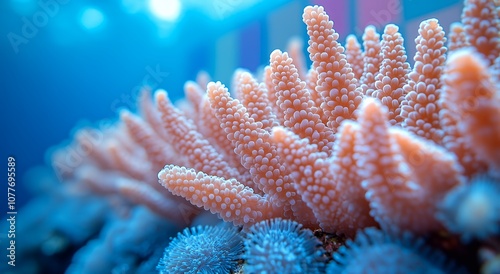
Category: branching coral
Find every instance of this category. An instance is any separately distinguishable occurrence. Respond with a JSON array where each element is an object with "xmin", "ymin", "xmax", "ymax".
[
  {"xmin": 302, "ymin": 6, "xmax": 362, "ymax": 133},
  {"xmin": 355, "ymin": 98, "xmax": 463, "ymax": 233},
  {"xmin": 157, "ymin": 2, "xmax": 498, "ymax": 238},
  {"xmin": 16, "ymin": 0, "xmax": 500, "ymax": 273},
  {"xmin": 401, "ymin": 19, "xmax": 447, "ymax": 144},
  {"xmin": 441, "ymin": 49, "xmax": 500, "ymax": 176},
  {"xmin": 372, "ymin": 23, "xmax": 410, "ymax": 125}
]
